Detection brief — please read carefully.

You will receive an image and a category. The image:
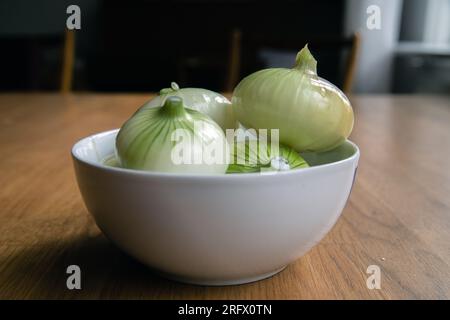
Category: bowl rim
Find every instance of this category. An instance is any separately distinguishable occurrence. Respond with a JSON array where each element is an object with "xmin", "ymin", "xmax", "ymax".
[{"xmin": 72, "ymin": 128, "xmax": 360, "ymax": 179}]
